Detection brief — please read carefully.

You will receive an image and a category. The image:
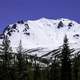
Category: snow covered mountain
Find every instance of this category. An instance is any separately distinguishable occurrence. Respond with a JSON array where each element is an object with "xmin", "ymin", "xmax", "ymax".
[{"xmin": 0, "ymin": 18, "xmax": 80, "ymax": 57}]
